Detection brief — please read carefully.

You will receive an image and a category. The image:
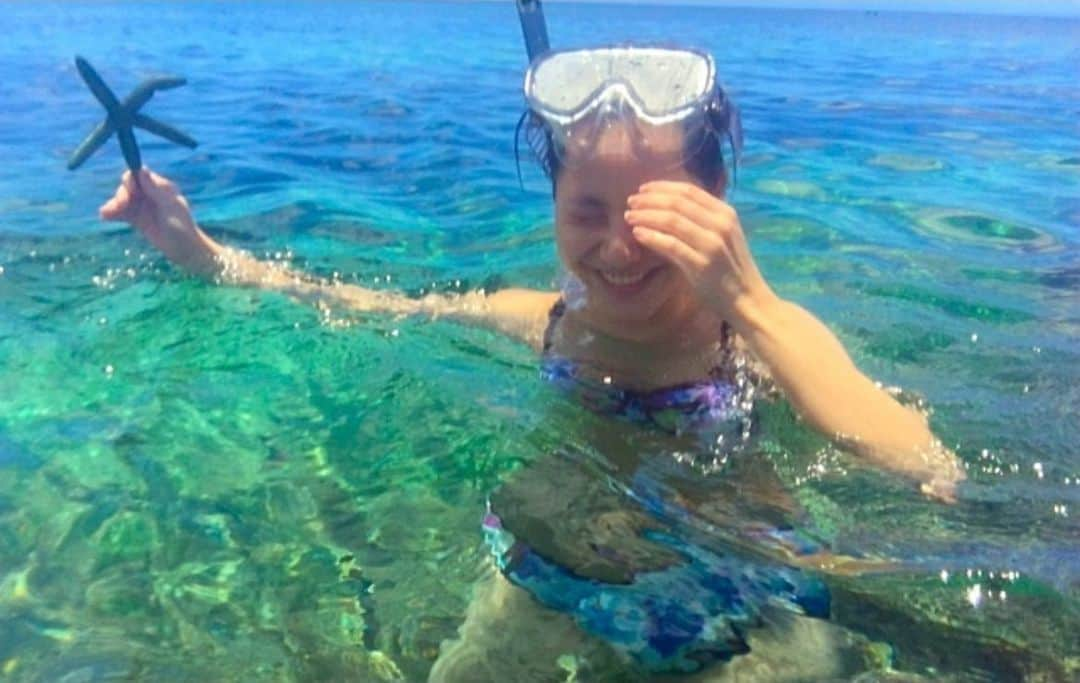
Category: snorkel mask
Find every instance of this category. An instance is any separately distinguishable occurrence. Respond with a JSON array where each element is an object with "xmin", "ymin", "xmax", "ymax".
[
  {"xmin": 514, "ymin": 1, "xmax": 741, "ymax": 184},
  {"xmin": 525, "ymin": 47, "xmax": 742, "ymax": 173},
  {"xmin": 518, "ymin": 45, "xmax": 743, "ymax": 187}
]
